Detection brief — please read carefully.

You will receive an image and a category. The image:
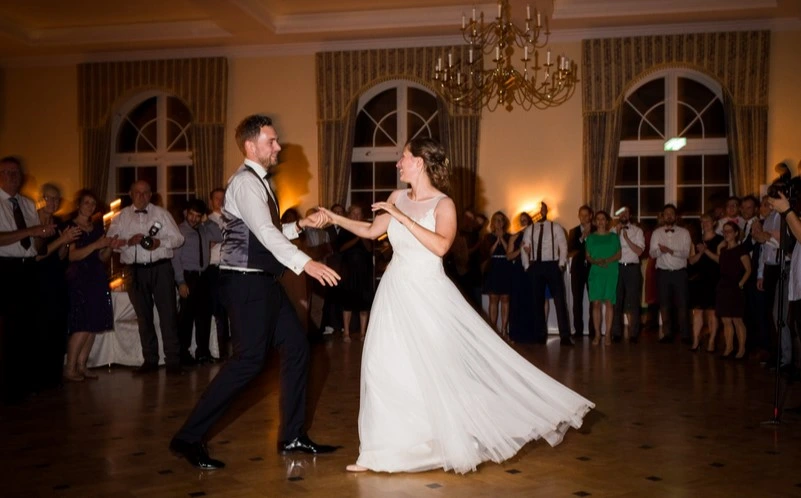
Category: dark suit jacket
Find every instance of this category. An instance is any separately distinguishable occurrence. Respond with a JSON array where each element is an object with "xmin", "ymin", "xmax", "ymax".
[{"xmin": 568, "ymin": 225, "xmax": 590, "ymax": 272}]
